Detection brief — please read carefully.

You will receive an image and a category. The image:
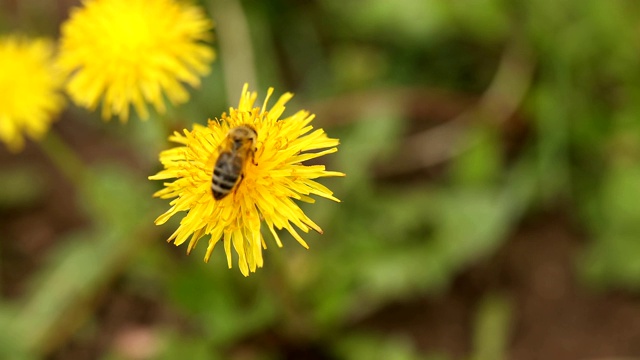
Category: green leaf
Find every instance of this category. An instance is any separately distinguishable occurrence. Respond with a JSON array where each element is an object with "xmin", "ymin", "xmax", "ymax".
[
  {"xmin": 0, "ymin": 165, "xmax": 46, "ymax": 209},
  {"xmin": 470, "ymin": 294, "xmax": 512, "ymax": 360},
  {"xmin": 332, "ymin": 332, "xmax": 448, "ymax": 360}
]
